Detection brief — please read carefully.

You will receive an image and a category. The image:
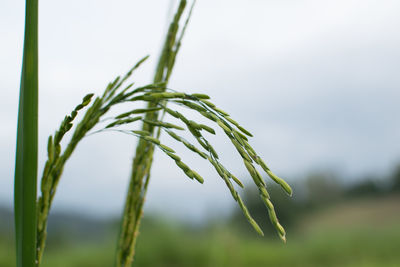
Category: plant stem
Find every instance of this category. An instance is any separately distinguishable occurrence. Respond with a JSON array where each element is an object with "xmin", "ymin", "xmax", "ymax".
[
  {"xmin": 14, "ymin": 1, "xmax": 39, "ymax": 267},
  {"xmin": 115, "ymin": 1, "xmax": 190, "ymax": 266}
]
